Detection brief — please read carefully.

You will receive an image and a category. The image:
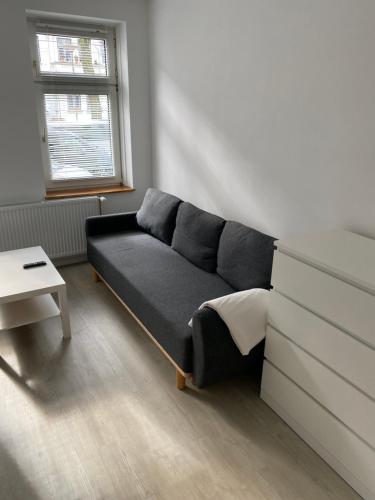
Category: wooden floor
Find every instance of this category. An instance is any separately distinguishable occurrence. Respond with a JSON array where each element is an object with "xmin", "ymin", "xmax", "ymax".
[{"xmin": 0, "ymin": 263, "xmax": 360, "ymax": 500}]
